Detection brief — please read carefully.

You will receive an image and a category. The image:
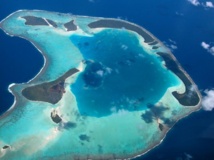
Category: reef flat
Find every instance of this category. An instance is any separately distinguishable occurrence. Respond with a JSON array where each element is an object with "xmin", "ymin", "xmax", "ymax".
[{"xmin": 0, "ymin": 10, "xmax": 201, "ymax": 160}]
